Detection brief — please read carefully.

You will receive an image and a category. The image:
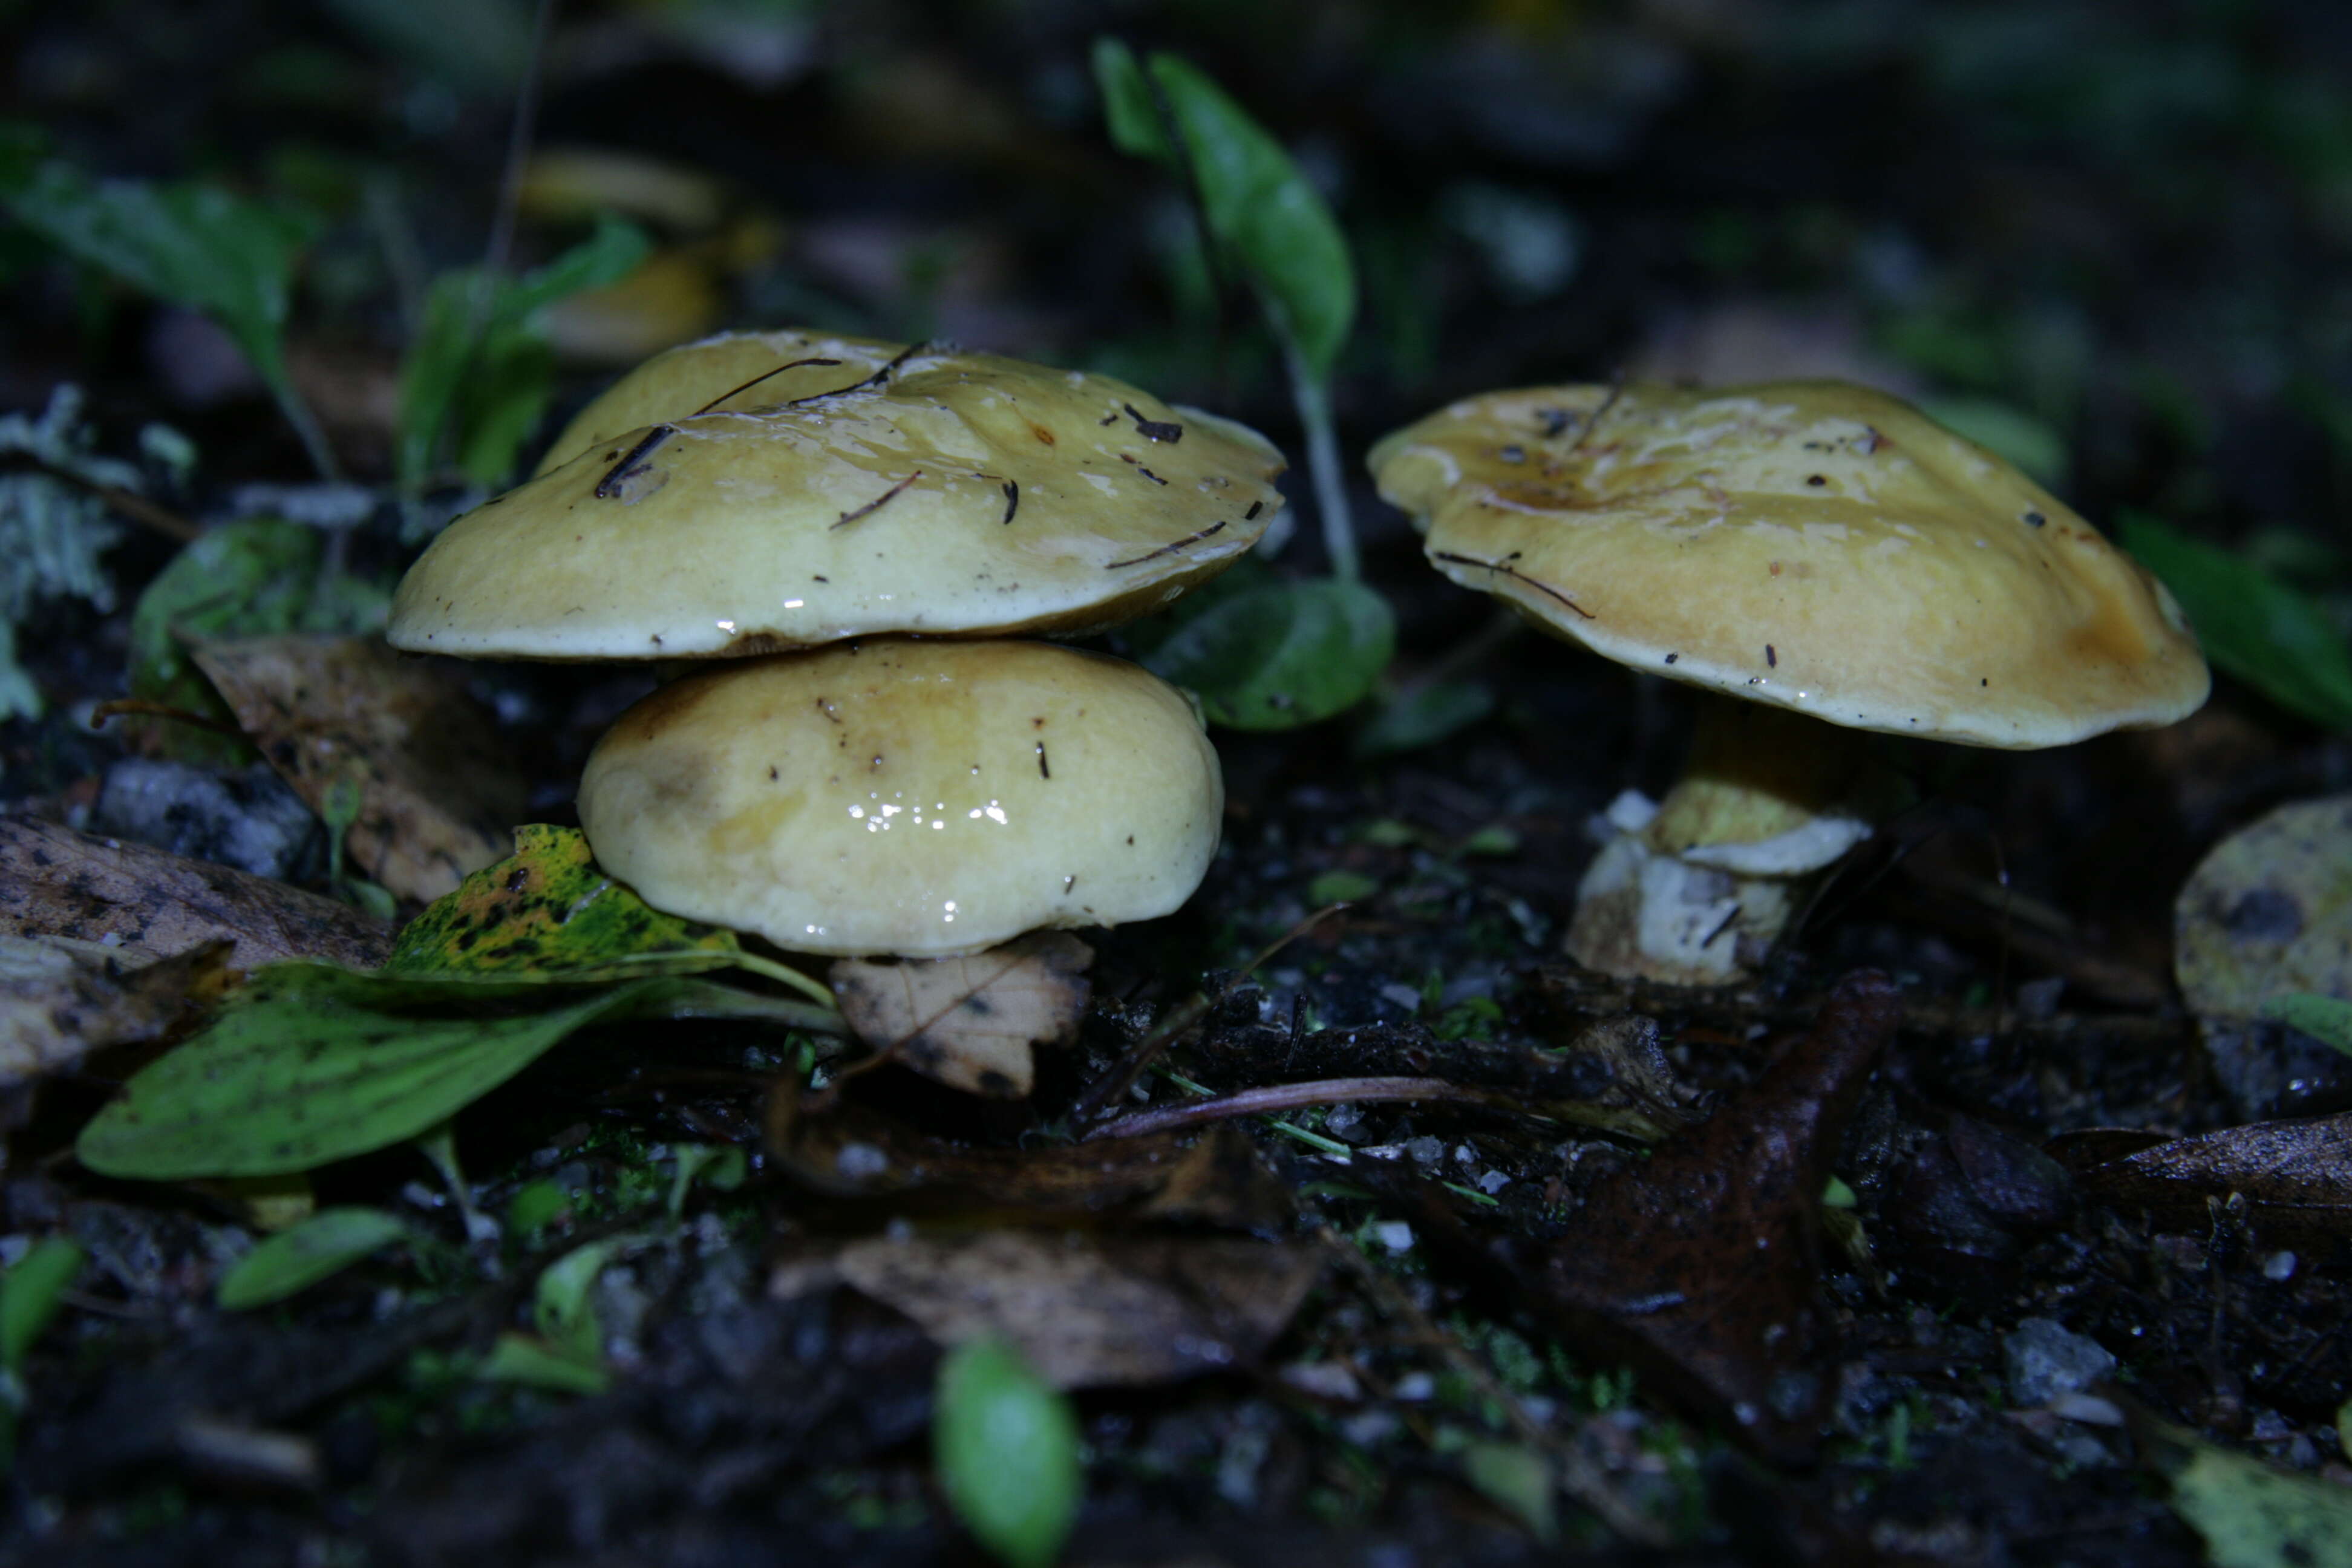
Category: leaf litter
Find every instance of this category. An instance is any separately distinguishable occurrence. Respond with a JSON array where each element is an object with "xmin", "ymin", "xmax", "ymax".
[
  {"xmin": 186, "ymin": 633, "xmax": 524, "ymax": 903},
  {"xmin": 0, "ymin": 814, "xmax": 392, "ymax": 969},
  {"xmin": 830, "ymin": 930, "xmax": 1093, "ymax": 1097}
]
